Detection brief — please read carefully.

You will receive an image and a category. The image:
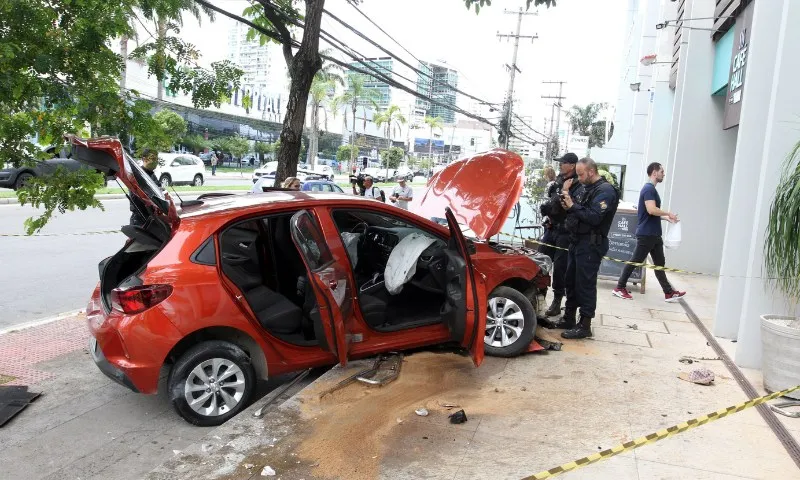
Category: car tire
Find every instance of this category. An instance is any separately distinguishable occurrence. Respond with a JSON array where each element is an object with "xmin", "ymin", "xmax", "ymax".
[
  {"xmin": 168, "ymin": 340, "xmax": 256, "ymax": 427},
  {"xmin": 14, "ymin": 172, "xmax": 34, "ymax": 190},
  {"xmin": 484, "ymin": 286, "xmax": 537, "ymax": 358},
  {"xmin": 192, "ymin": 174, "xmax": 203, "ymax": 187},
  {"xmin": 159, "ymin": 174, "xmax": 172, "ymax": 188}
]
